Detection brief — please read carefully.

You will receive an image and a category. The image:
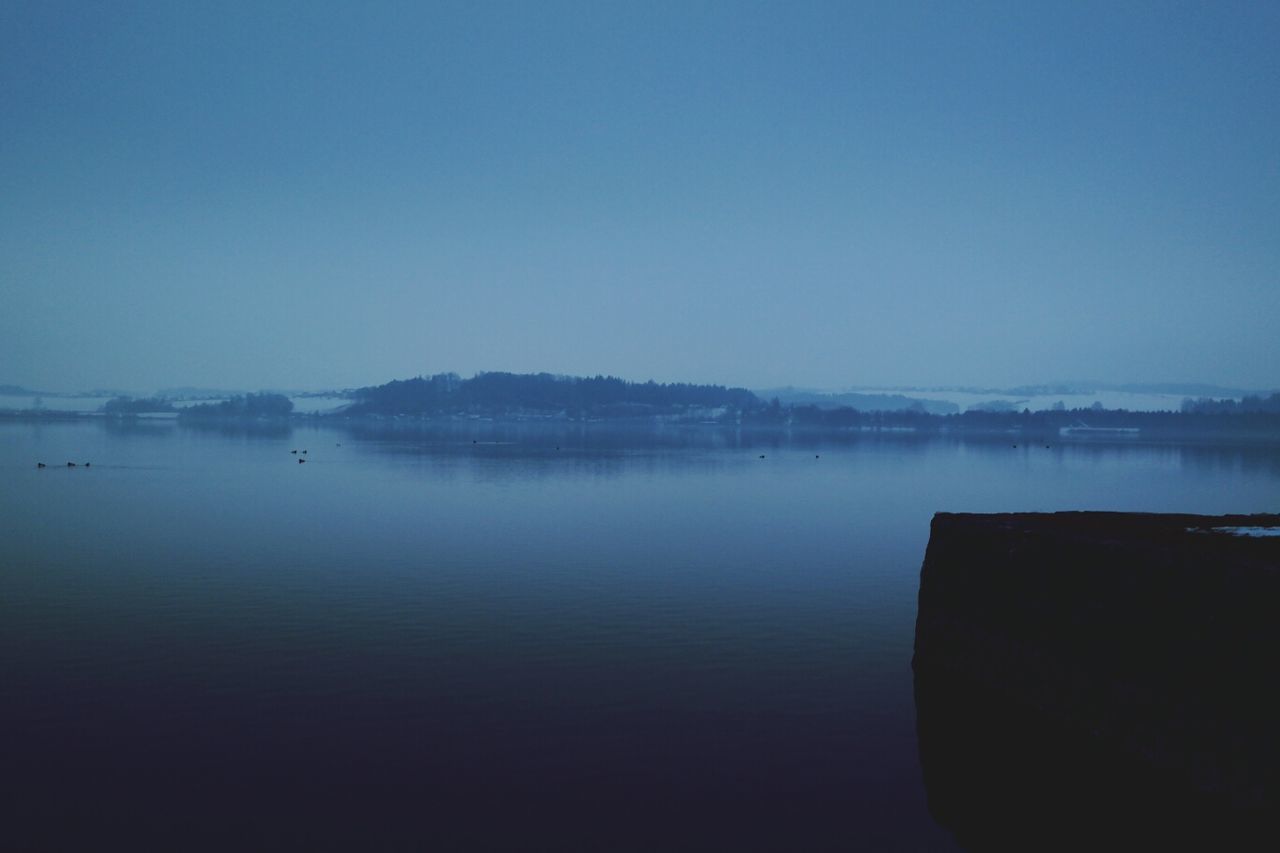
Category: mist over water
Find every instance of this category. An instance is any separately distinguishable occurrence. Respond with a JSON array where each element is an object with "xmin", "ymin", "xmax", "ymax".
[{"xmin": 3, "ymin": 421, "xmax": 1276, "ymax": 848}]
